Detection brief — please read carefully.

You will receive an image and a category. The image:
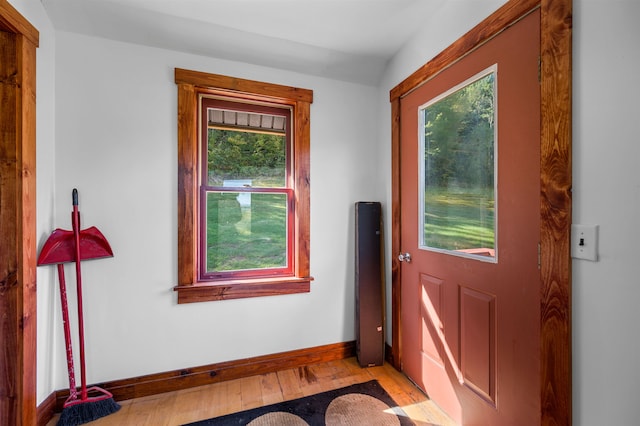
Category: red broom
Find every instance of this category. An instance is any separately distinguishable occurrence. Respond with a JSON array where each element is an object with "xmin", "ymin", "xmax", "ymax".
[{"xmin": 38, "ymin": 189, "xmax": 120, "ymax": 425}]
